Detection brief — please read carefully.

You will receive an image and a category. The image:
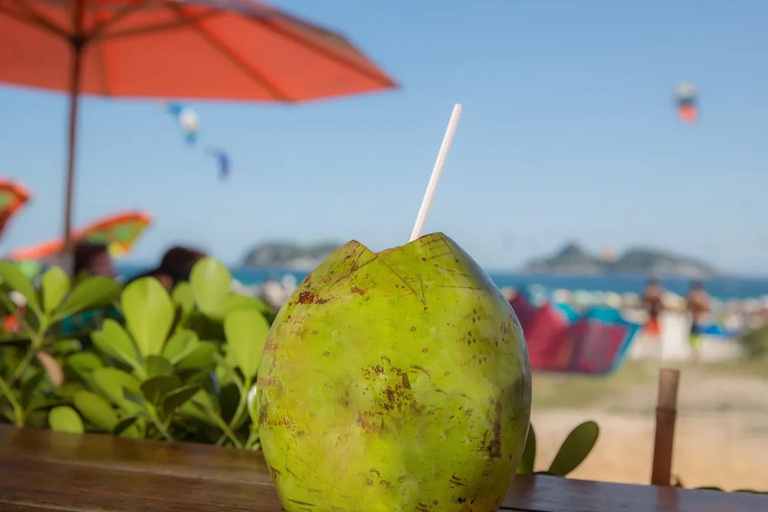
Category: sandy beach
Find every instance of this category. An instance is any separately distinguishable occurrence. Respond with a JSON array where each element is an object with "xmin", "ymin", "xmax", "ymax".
[{"xmin": 530, "ymin": 360, "xmax": 768, "ymax": 491}]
